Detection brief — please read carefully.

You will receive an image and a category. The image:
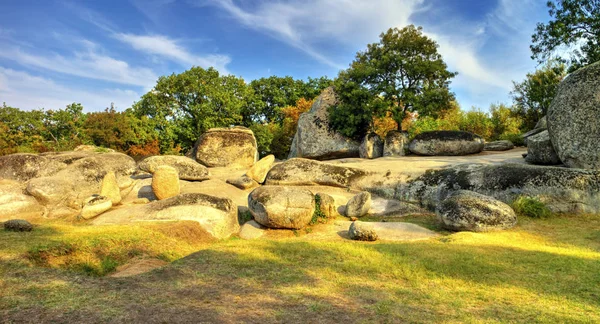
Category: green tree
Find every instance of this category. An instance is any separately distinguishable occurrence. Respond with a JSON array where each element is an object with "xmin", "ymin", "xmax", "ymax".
[
  {"xmin": 531, "ymin": 0, "xmax": 600, "ymax": 71},
  {"xmin": 330, "ymin": 25, "xmax": 456, "ymax": 139},
  {"xmin": 43, "ymin": 103, "xmax": 86, "ymax": 148},
  {"xmin": 489, "ymin": 103, "xmax": 523, "ymax": 140},
  {"xmin": 0, "ymin": 103, "xmax": 46, "ymax": 153},
  {"xmin": 510, "ymin": 60, "xmax": 566, "ymax": 130},
  {"xmin": 133, "ymin": 67, "xmax": 251, "ymax": 152}
]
